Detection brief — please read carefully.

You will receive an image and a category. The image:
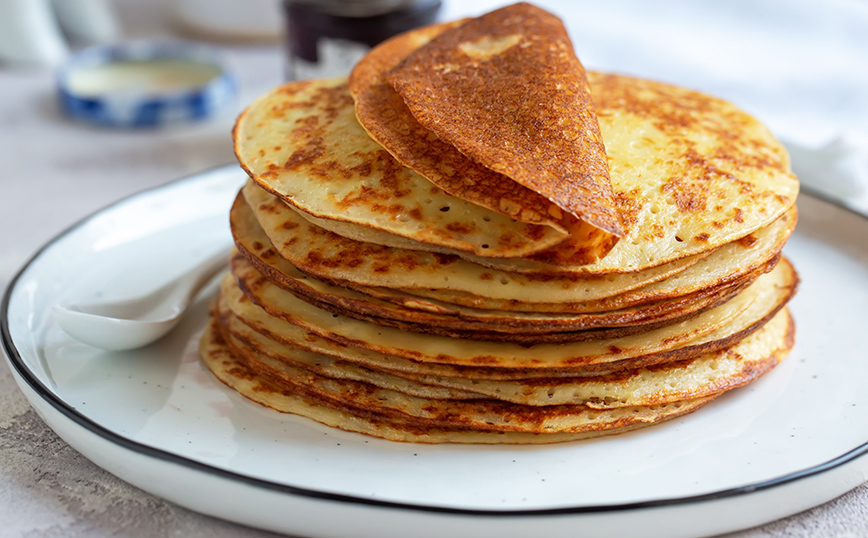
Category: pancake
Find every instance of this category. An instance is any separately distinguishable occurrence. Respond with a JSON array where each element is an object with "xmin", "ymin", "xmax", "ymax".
[
  {"xmin": 218, "ymin": 297, "xmax": 794, "ymax": 409},
  {"xmin": 223, "ymin": 329, "xmax": 706, "ymax": 434},
  {"xmin": 350, "ymin": 18, "xmax": 619, "ymax": 264},
  {"xmin": 232, "ymin": 253, "xmax": 747, "ymax": 345},
  {"xmin": 236, "ymin": 201, "xmax": 793, "ymax": 323},
  {"xmin": 205, "ymin": 5, "xmax": 801, "ymax": 444},
  {"xmin": 218, "ymin": 305, "xmax": 483, "ymax": 401},
  {"xmin": 231, "ymin": 250, "xmax": 753, "ymax": 335},
  {"xmin": 234, "ymin": 78, "xmax": 569, "ymax": 258},
  {"xmin": 355, "ymin": 11, "xmax": 798, "ymax": 270},
  {"xmin": 389, "ymin": 4, "xmax": 623, "ymax": 247},
  {"xmin": 237, "ymin": 187, "xmax": 708, "ymax": 304},
  {"xmin": 242, "ymin": 179, "xmax": 561, "ymax": 261},
  {"xmin": 237, "ymin": 186, "xmax": 793, "ymax": 312},
  {"xmin": 242, "ymin": 67, "xmax": 800, "ymax": 277},
  {"xmin": 222, "ymin": 257, "xmax": 797, "ymax": 371},
  {"xmin": 220, "ymin": 283, "xmax": 636, "ymax": 382},
  {"xmin": 286, "ymin": 187, "xmax": 612, "ymax": 265},
  {"xmin": 223, "ymin": 272, "xmax": 790, "ymax": 383},
  {"xmin": 389, "ymin": 208, "xmax": 795, "ymax": 313},
  {"xmin": 342, "ymin": 262, "xmax": 769, "ymax": 316},
  {"xmin": 202, "ymin": 321, "xmax": 717, "ymax": 443}
]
